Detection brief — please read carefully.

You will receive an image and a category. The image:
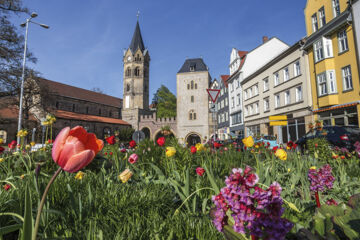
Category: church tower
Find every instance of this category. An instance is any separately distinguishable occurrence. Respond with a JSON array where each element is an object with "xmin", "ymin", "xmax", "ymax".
[{"xmin": 122, "ymin": 20, "xmax": 150, "ymax": 128}]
